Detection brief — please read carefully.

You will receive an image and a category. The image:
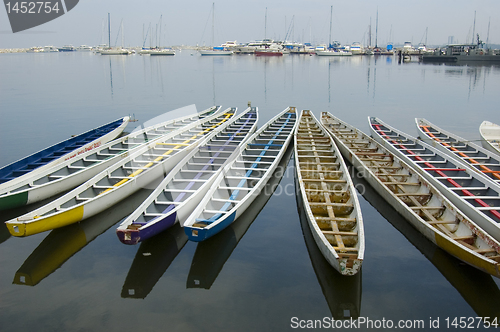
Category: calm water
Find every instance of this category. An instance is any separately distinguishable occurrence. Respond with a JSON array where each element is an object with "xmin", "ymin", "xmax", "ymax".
[{"xmin": 1, "ymin": 51, "xmax": 500, "ymax": 331}]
